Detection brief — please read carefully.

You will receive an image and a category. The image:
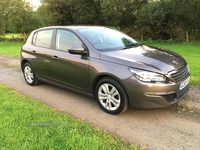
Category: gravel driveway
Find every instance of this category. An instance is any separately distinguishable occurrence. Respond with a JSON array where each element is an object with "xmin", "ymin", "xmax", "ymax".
[{"xmin": 0, "ymin": 55, "xmax": 200, "ymax": 150}]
